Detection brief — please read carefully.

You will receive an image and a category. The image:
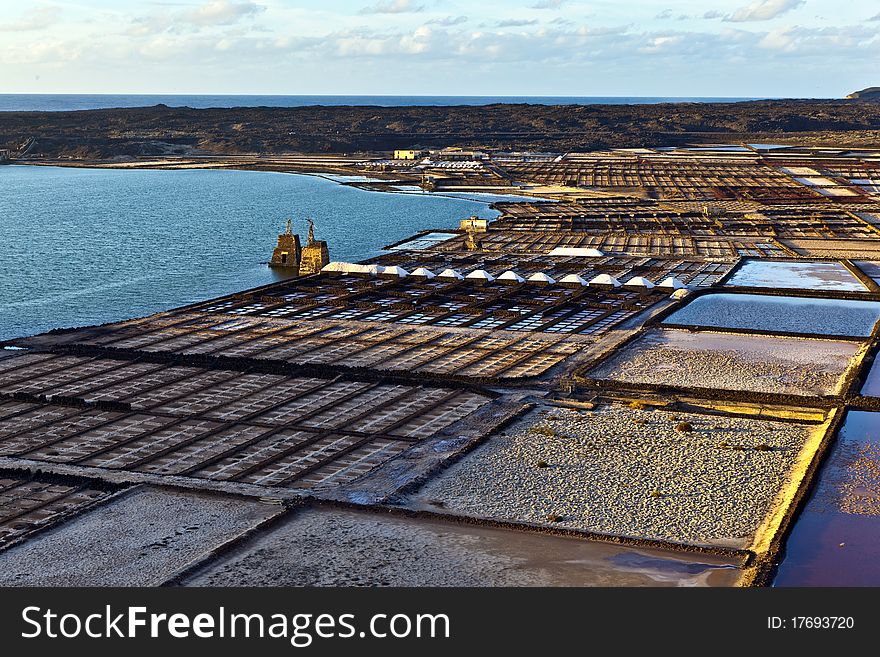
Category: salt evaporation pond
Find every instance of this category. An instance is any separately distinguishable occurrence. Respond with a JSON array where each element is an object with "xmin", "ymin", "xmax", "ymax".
[
  {"xmin": 664, "ymin": 293, "xmax": 880, "ymax": 337},
  {"xmin": 725, "ymin": 260, "xmax": 867, "ymax": 292},
  {"xmin": 775, "ymin": 410, "xmax": 880, "ymax": 586},
  {"xmin": 860, "ymin": 355, "xmax": 880, "ymax": 397},
  {"xmin": 855, "ymin": 261, "xmax": 880, "ymax": 286},
  {"xmin": 590, "ymin": 328, "xmax": 859, "ymax": 397}
]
